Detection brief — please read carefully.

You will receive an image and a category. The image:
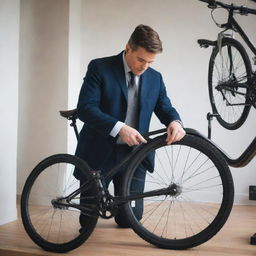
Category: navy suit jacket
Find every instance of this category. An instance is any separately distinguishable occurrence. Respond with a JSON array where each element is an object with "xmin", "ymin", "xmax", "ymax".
[{"xmin": 74, "ymin": 51, "xmax": 181, "ymax": 179}]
